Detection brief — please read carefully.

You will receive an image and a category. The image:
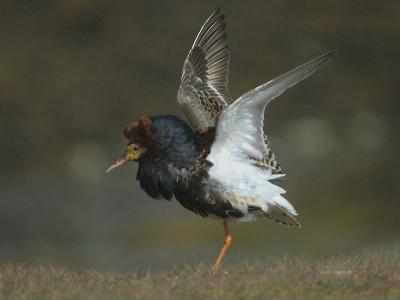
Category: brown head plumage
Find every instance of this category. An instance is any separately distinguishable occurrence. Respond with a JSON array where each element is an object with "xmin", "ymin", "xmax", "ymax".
[{"xmin": 123, "ymin": 116, "xmax": 155, "ymax": 147}]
